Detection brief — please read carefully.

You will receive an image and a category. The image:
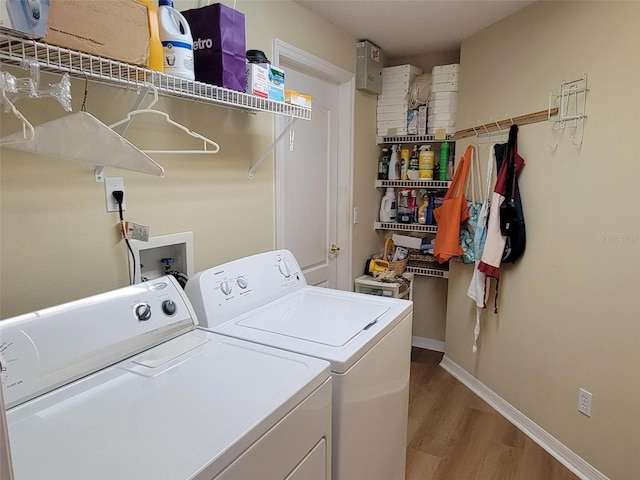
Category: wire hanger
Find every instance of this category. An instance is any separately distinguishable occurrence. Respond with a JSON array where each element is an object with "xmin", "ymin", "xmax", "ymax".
[{"xmin": 109, "ymin": 83, "xmax": 220, "ymax": 155}]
